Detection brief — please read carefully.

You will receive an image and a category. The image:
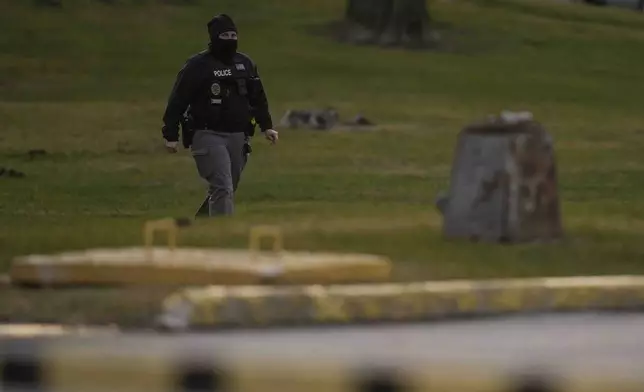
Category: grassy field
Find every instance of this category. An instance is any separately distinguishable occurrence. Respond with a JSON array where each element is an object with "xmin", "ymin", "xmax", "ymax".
[{"xmin": 1, "ymin": 0, "xmax": 644, "ymax": 324}]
